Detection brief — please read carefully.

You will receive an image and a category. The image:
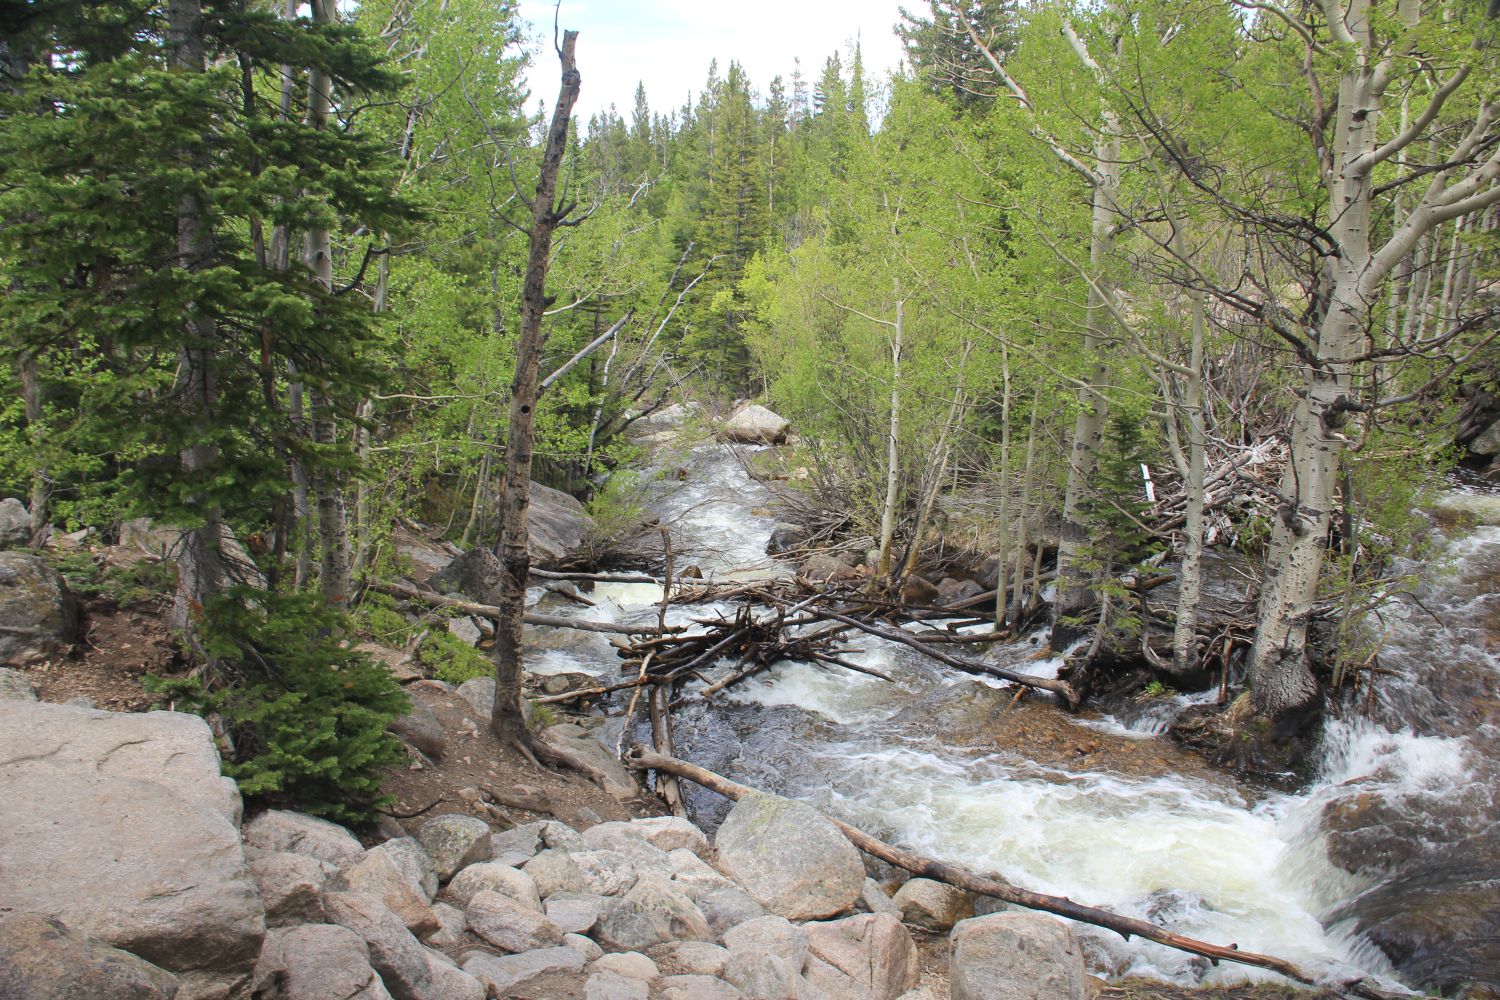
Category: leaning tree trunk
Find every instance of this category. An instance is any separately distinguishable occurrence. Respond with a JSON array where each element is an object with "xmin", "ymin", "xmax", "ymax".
[
  {"xmin": 167, "ymin": 0, "xmax": 229, "ymax": 639},
  {"xmin": 490, "ymin": 31, "xmax": 582, "ymax": 749}
]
